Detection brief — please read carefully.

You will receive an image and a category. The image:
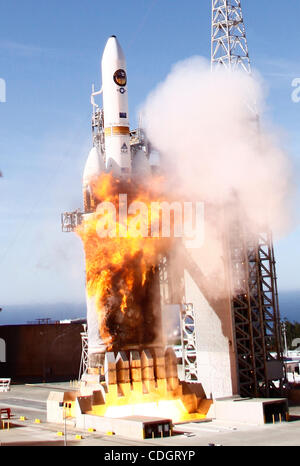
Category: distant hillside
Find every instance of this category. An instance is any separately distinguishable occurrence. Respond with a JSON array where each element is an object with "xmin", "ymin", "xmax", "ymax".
[{"xmin": 0, "ymin": 303, "xmax": 86, "ymax": 325}]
